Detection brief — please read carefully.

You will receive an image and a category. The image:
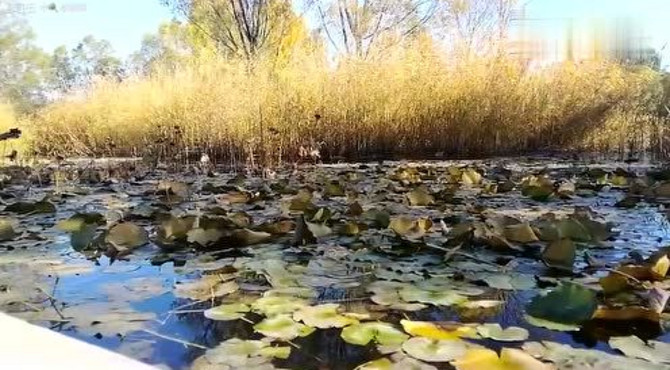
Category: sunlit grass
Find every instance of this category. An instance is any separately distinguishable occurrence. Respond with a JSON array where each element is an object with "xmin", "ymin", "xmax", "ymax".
[
  {"xmin": 0, "ymin": 102, "xmax": 31, "ymax": 157},
  {"xmin": 27, "ymin": 45, "xmax": 663, "ymax": 164}
]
